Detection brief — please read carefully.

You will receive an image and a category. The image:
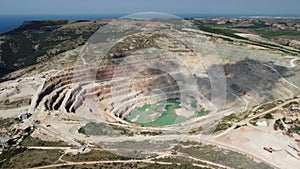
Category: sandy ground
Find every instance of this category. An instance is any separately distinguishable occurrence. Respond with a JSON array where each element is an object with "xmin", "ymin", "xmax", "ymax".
[{"xmin": 214, "ymin": 125, "xmax": 300, "ymax": 169}]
